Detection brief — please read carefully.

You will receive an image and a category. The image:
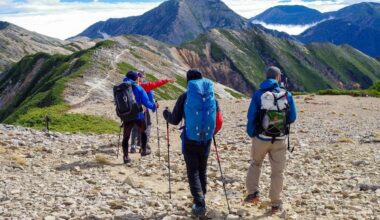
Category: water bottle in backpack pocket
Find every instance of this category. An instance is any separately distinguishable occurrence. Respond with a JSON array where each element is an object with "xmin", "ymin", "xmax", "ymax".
[
  {"xmin": 259, "ymin": 89, "xmax": 289, "ymax": 138},
  {"xmin": 184, "ymin": 79, "xmax": 216, "ymax": 142},
  {"xmin": 113, "ymin": 82, "xmax": 141, "ymax": 122}
]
